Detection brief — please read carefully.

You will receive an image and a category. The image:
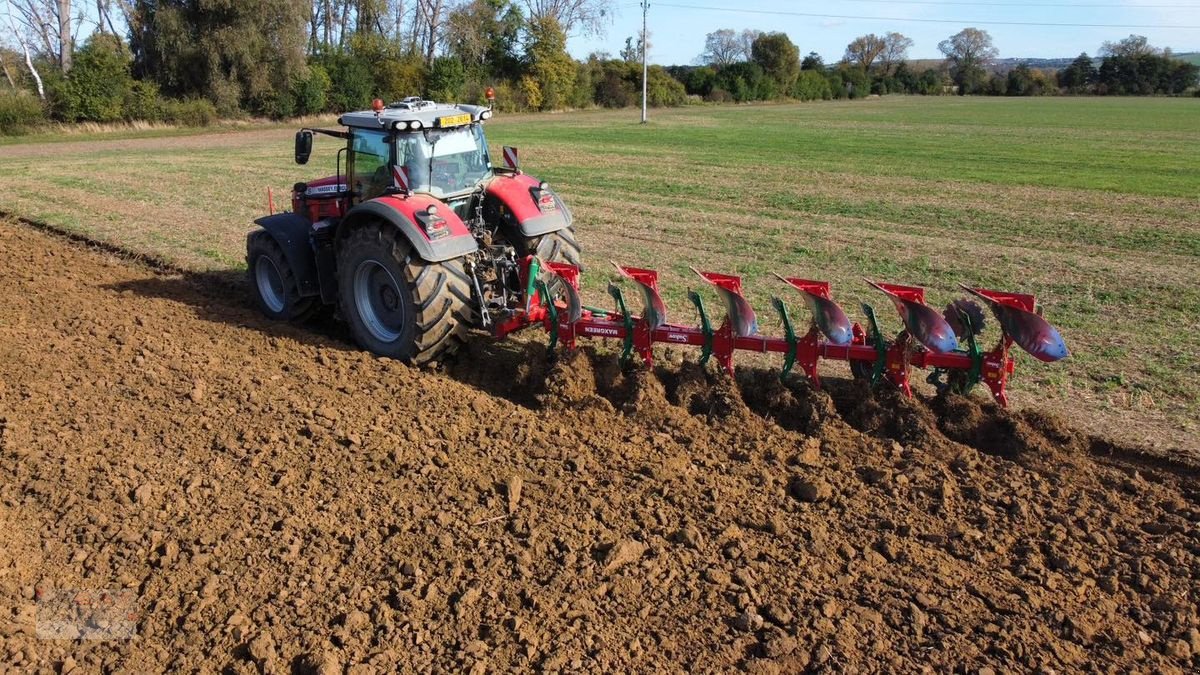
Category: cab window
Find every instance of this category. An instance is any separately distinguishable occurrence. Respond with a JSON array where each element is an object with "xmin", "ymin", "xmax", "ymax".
[{"xmin": 349, "ymin": 130, "xmax": 391, "ymax": 200}]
